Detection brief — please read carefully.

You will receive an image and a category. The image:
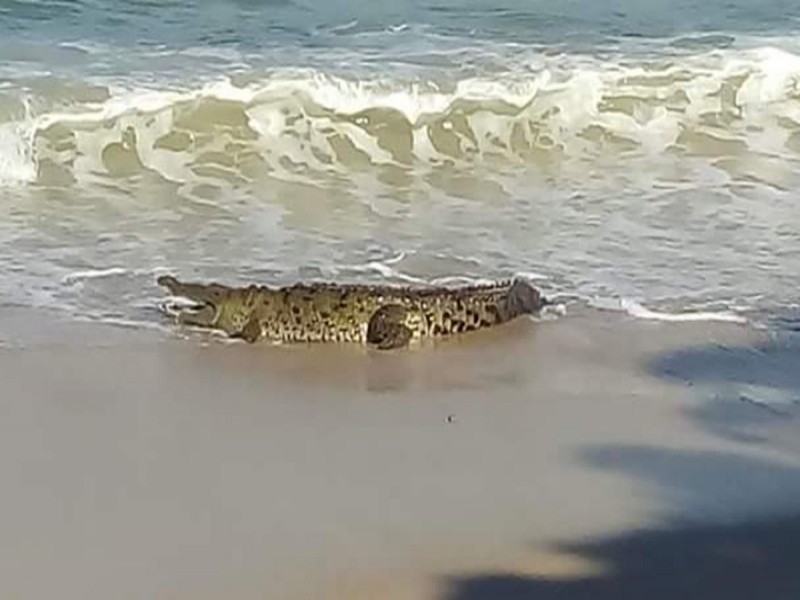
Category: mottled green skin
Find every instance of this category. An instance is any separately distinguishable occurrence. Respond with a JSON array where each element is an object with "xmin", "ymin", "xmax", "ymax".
[{"xmin": 157, "ymin": 275, "xmax": 545, "ymax": 349}]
